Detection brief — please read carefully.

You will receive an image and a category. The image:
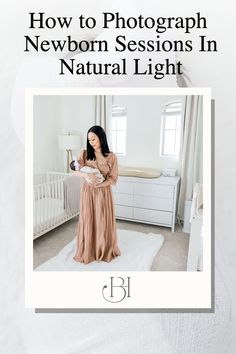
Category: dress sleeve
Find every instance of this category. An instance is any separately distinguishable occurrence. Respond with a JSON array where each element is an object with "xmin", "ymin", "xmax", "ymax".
[
  {"xmin": 77, "ymin": 149, "xmax": 86, "ymax": 168},
  {"xmin": 107, "ymin": 153, "xmax": 118, "ymax": 185}
]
